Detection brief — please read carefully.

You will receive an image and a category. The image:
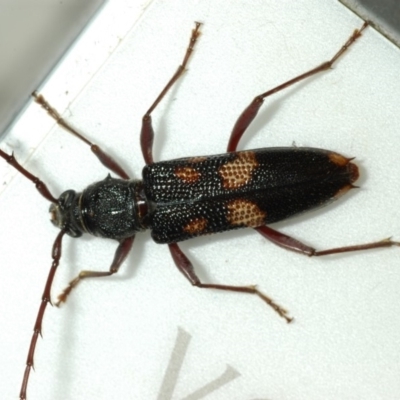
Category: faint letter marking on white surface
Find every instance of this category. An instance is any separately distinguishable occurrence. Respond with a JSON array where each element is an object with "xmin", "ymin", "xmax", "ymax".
[{"xmin": 157, "ymin": 327, "xmax": 240, "ymax": 400}]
